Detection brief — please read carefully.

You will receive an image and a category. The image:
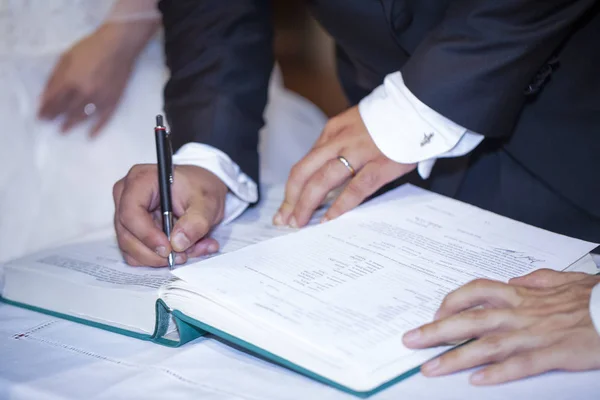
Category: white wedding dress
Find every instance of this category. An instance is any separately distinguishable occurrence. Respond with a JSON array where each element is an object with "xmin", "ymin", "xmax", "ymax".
[{"xmin": 0, "ymin": 0, "xmax": 325, "ymax": 262}]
